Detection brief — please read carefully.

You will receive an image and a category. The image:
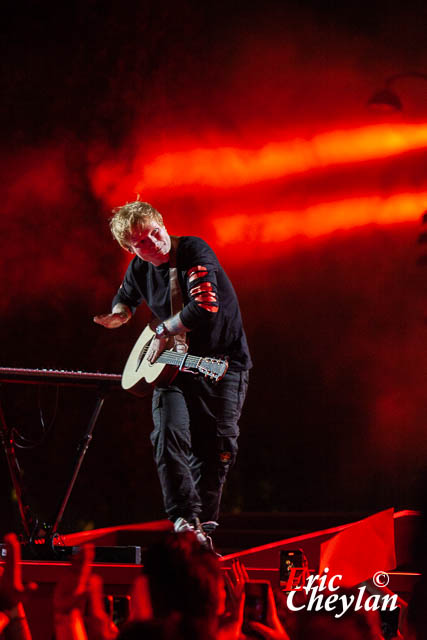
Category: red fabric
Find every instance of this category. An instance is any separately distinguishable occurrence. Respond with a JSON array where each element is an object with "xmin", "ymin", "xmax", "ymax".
[
  {"xmin": 190, "ymin": 282, "xmax": 214, "ymax": 295},
  {"xmin": 195, "ymin": 293, "xmax": 217, "ymax": 302},
  {"xmin": 319, "ymin": 508, "xmax": 396, "ymax": 587},
  {"xmin": 198, "ymin": 303, "xmax": 219, "ymax": 312},
  {"xmin": 187, "ymin": 266, "xmax": 208, "ymax": 282}
]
